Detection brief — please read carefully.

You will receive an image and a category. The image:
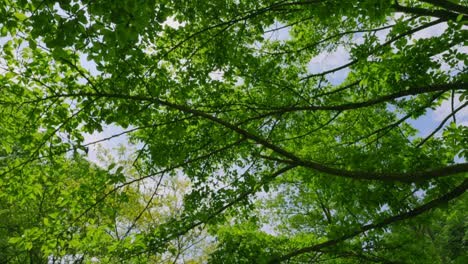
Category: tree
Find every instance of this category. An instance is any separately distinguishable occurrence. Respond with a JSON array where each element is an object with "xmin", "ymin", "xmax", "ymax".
[{"xmin": 0, "ymin": 0, "xmax": 467, "ymax": 262}]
